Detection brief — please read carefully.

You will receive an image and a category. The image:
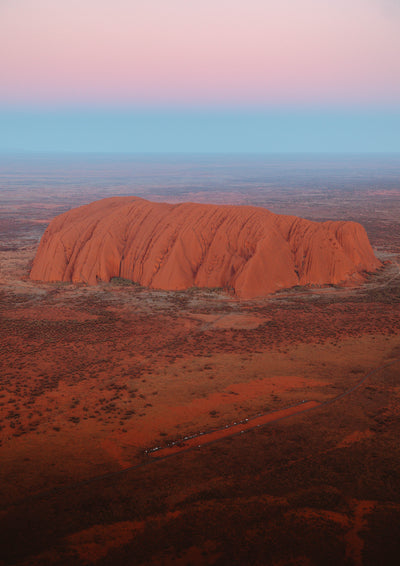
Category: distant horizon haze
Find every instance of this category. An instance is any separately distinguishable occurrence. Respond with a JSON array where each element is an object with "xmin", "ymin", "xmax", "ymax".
[{"xmin": 1, "ymin": 108, "xmax": 399, "ymax": 153}]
